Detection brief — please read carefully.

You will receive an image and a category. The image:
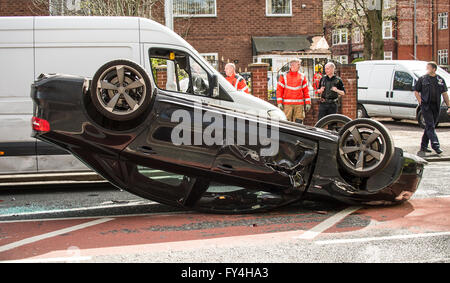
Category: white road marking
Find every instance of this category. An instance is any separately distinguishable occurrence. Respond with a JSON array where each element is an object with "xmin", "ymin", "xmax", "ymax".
[
  {"xmin": 0, "ymin": 217, "xmax": 114, "ymax": 253},
  {"xmin": 0, "ymin": 201, "xmax": 155, "ymax": 218},
  {"xmin": 0, "ymin": 256, "xmax": 92, "ymax": 263},
  {"xmin": 293, "ymin": 206, "xmax": 361, "ymax": 240},
  {"xmin": 315, "ymin": 231, "xmax": 450, "ymax": 245},
  {"xmin": 0, "ymin": 210, "xmax": 190, "ymax": 224}
]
